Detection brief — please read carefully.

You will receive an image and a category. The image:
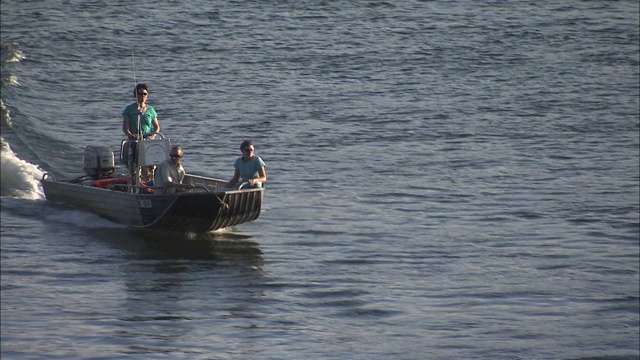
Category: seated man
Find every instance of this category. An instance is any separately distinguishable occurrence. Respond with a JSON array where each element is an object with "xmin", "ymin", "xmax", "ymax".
[{"xmin": 154, "ymin": 146, "xmax": 193, "ymax": 193}]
